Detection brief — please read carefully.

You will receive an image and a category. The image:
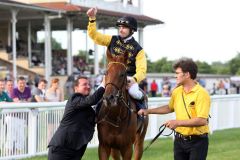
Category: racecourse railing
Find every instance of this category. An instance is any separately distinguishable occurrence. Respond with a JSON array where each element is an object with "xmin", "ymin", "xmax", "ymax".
[{"xmin": 0, "ymin": 94, "xmax": 240, "ymax": 159}]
